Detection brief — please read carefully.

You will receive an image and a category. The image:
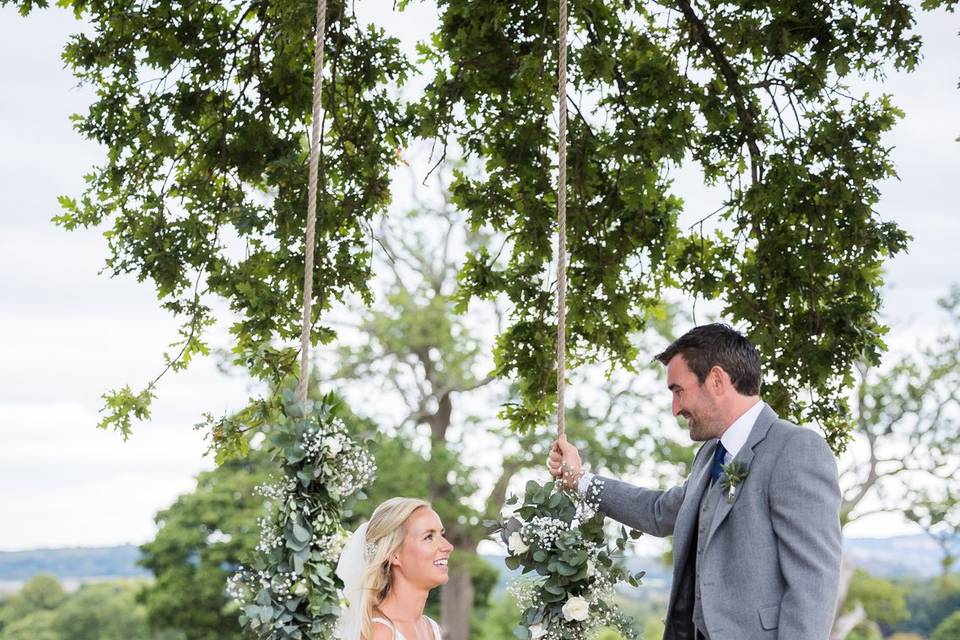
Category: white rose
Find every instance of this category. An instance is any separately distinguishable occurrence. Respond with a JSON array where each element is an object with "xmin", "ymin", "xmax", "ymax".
[
  {"xmin": 529, "ymin": 623, "xmax": 547, "ymax": 639},
  {"xmin": 323, "ymin": 437, "xmax": 343, "ymax": 455},
  {"xmin": 561, "ymin": 596, "xmax": 589, "ymax": 622},
  {"xmin": 507, "ymin": 531, "xmax": 529, "ymax": 555},
  {"xmin": 586, "ymin": 559, "xmax": 596, "ymax": 577}
]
